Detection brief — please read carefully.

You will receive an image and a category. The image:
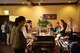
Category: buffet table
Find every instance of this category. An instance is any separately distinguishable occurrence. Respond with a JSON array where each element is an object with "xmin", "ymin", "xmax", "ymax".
[{"xmin": 31, "ymin": 36, "xmax": 55, "ymax": 53}]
